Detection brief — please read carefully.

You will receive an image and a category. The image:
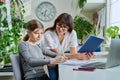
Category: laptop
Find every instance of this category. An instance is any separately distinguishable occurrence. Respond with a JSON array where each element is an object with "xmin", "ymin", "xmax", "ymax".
[
  {"xmin": 81, "ymin": 39, "xmax": 120, "ymax": 69},
  {"xmin": 78, "ymin": 35, "xmax": 104, "ymax": 53}
]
